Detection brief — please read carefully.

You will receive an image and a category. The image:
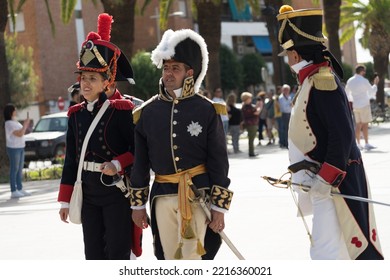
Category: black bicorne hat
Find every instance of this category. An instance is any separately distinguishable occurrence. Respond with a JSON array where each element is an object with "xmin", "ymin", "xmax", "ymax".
[
  {"xmin": 277, "ymin": 5, "xmax": 343, "ymax": 79},
  {"xmin": 151, "ymin": 29, "xmax": 208, "ymax": 93},
  {"xmin": 277, "ymin": 5, "xmax": 326, "ymax": 55}
]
